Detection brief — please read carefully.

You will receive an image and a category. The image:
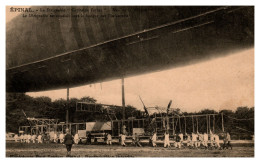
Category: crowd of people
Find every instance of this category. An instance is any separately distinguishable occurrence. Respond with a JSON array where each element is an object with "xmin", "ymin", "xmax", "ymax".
[
  {"xmin": 13, "ymin": 130, "xmax": 232, "ymax": 152},
  {"xmin": 13, "ymin": 131, "xmax": 80, "ymax": 145},
  {"xmin": 117, "ymin": 131, "xmax": 232, "ymax": 150}
]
